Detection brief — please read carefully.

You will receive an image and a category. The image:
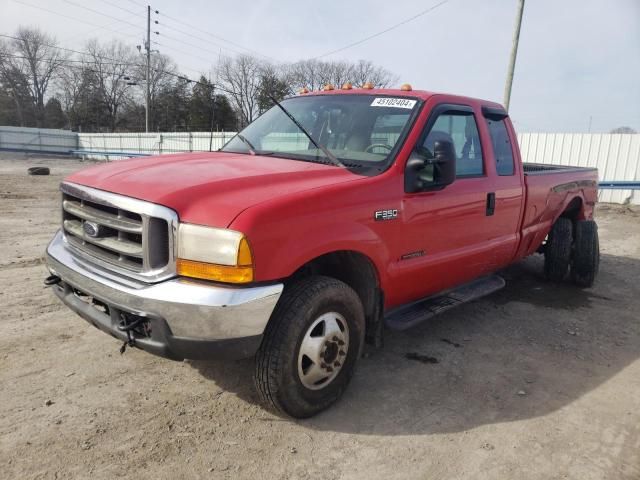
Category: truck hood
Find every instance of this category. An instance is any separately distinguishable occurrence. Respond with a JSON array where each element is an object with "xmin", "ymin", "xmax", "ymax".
[{"xmin": 66, "ymin": 152, "xmax": 361, "ymax": 227}]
